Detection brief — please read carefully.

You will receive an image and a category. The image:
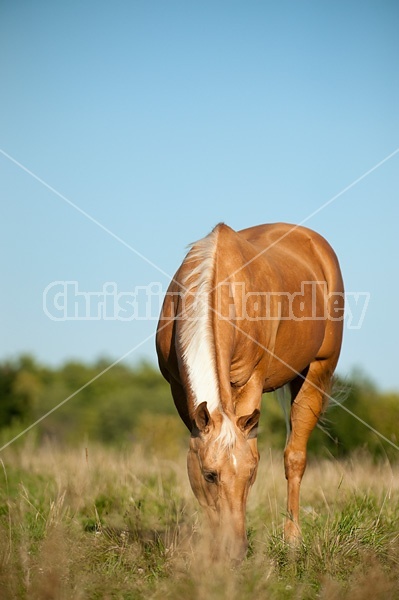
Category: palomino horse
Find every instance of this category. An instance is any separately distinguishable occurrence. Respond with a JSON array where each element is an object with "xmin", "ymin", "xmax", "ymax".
[{"xmin": 156, "ymin": 223, "xmax": 344, "ymax": 562}]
